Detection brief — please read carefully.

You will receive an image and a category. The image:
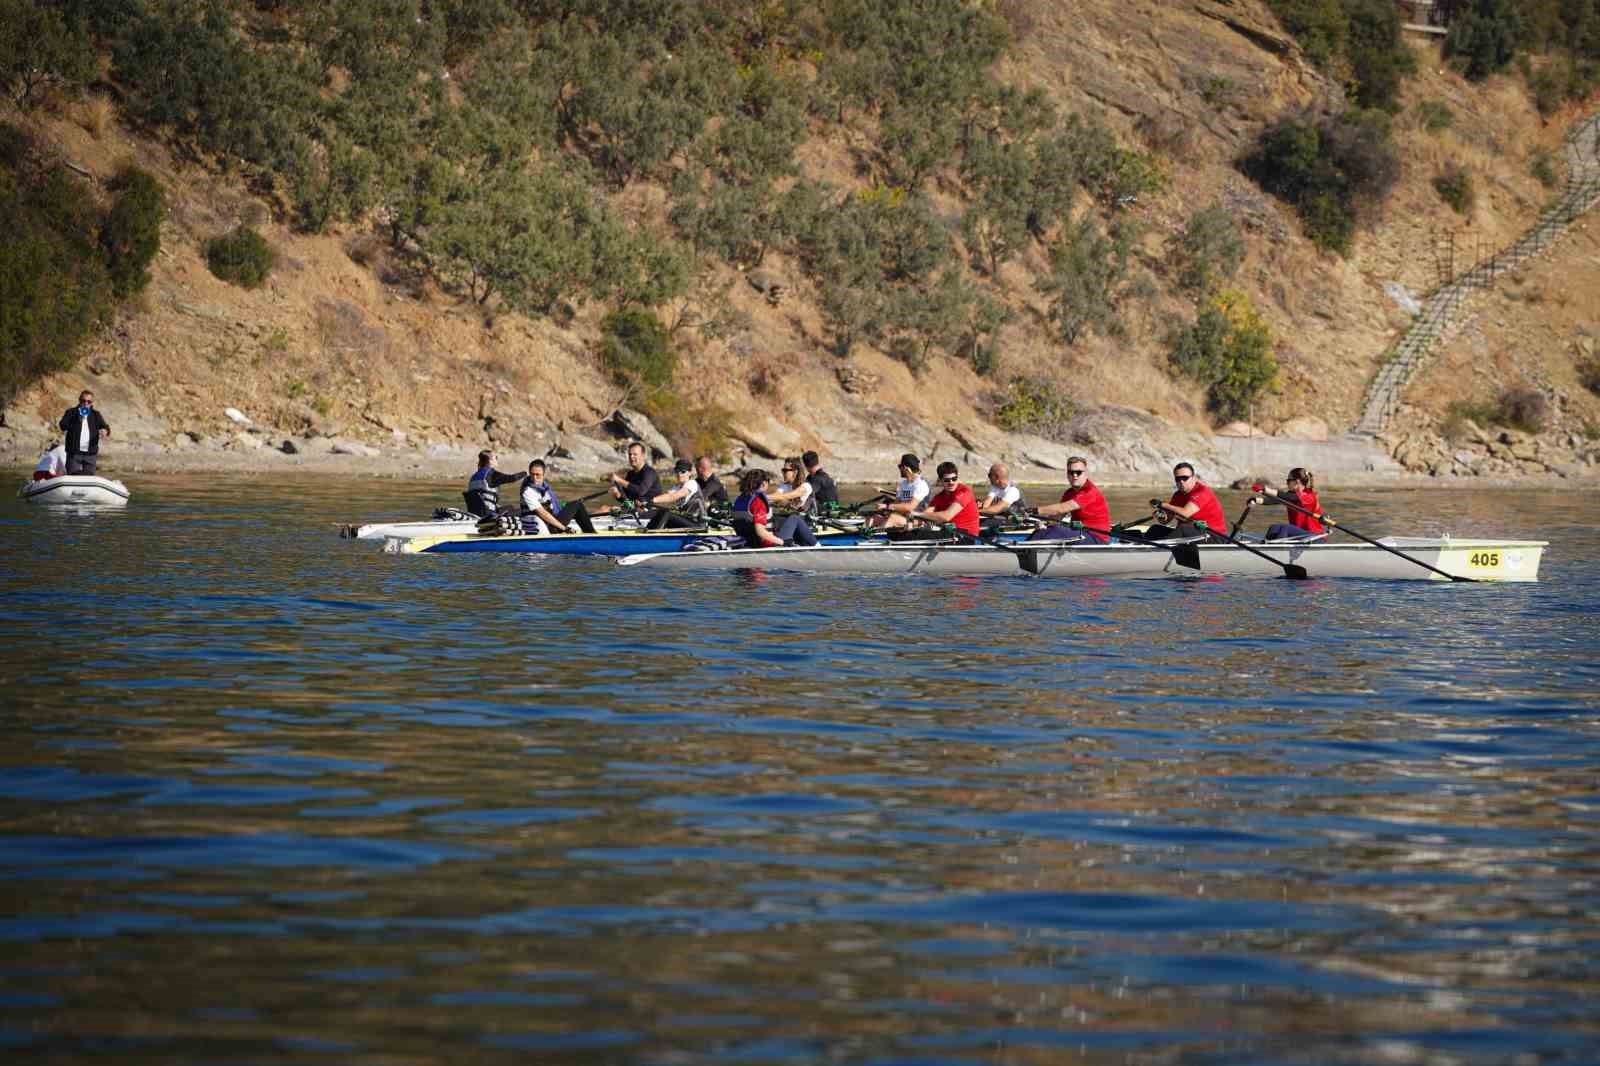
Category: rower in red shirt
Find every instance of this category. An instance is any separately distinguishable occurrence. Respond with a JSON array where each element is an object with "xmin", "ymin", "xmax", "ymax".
[
  {"xmin": 1028, "ymin": 455, "xmax": 1111, "ymax": 542},
  {"xmin": 1154, "ymin": 462, "xmax": 1227, "ymax": 535},
  {"xmin": 1256, "ymin": 466, "xmax": 1325, "ymax": 539},
  {"xmin": 911, "ymin": 461, "xmax": 981, "ymax": 537}
]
